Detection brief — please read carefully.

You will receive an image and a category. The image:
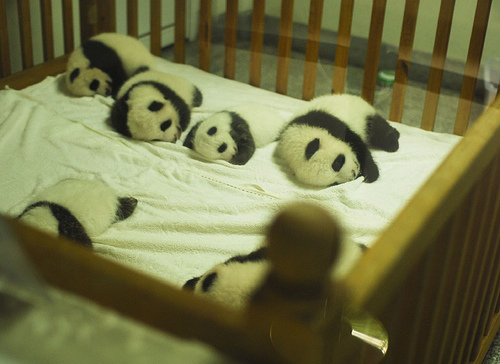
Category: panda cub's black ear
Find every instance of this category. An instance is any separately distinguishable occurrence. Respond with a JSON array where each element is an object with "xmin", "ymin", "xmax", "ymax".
[
  {"xmin": 69, "ymin": 68, "xmax": 80, "ymax": 83},
  {"xmin": 305, "ymin": 138, "xmax": 320, "ymax": 160}
]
